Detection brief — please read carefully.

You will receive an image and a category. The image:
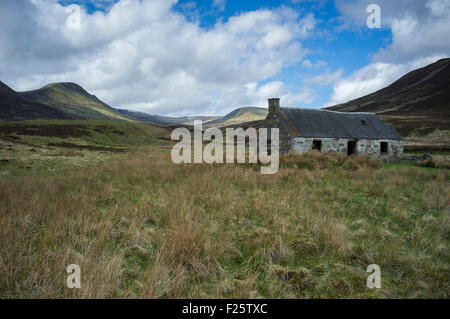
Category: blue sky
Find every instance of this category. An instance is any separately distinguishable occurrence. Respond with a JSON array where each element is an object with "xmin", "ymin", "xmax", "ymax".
[
  {"xmin": 1, "ymin": 0, "xmax": 448, "ymax": 116},
  {"xmin": 171, "ymin": 0, "xmax": 393, "ymax": 108}
]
